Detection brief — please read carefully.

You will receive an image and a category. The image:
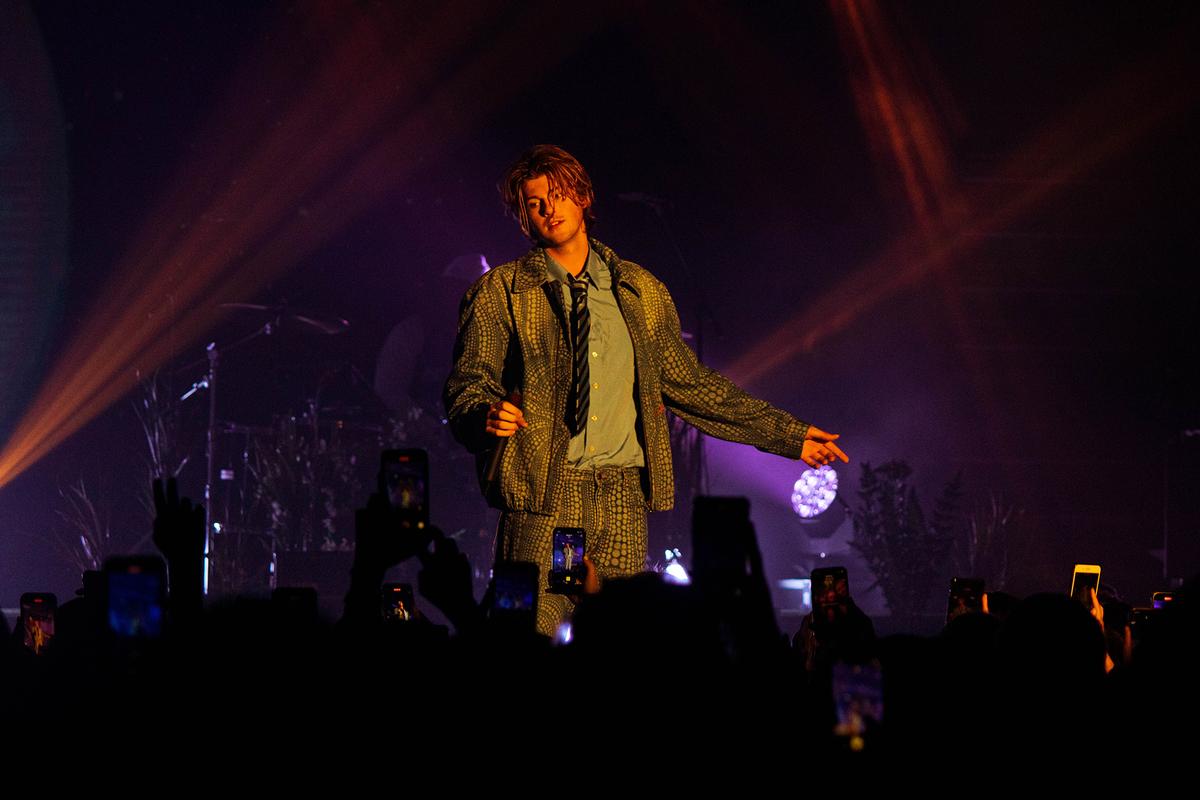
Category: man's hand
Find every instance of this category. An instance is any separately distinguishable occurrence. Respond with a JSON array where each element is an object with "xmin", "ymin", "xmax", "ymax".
[
  {"xmin": 485, "ymin": 399, "xmax": 528, "ymax": 437},
  {"xmin": 801, "ymin": 425, "xmax": 849, "ymax": 468}
]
